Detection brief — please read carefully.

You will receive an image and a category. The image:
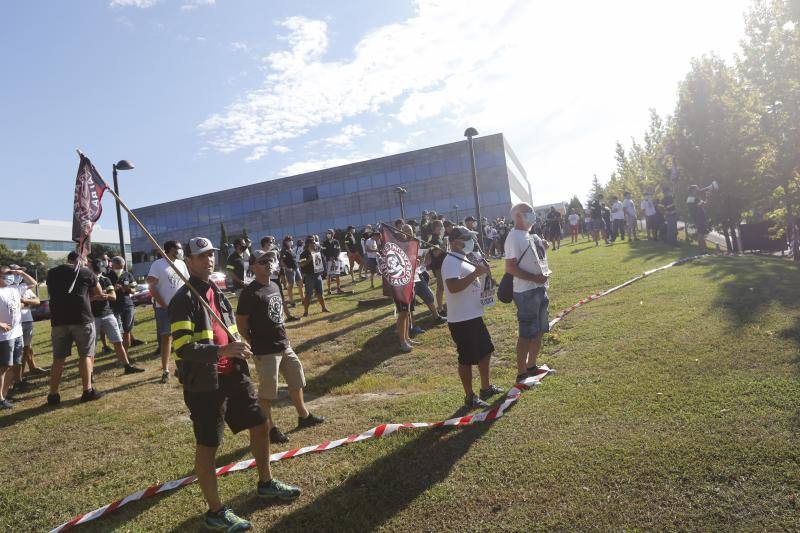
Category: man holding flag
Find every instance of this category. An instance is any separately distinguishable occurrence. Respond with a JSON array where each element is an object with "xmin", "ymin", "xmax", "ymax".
[{"xmin": 379, "ymin": 224, "xmax": 419, "ymax": 353}]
